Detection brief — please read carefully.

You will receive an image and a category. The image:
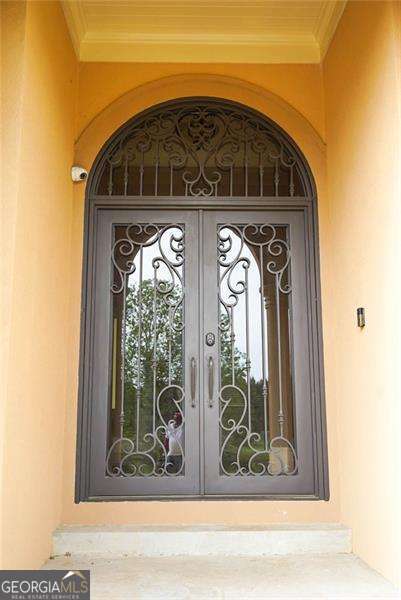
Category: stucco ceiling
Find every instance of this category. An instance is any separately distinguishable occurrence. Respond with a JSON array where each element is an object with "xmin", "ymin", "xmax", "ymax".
[{"xmin": 62, "ymin": 0, "xmax": 346, "ymax": 64}]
